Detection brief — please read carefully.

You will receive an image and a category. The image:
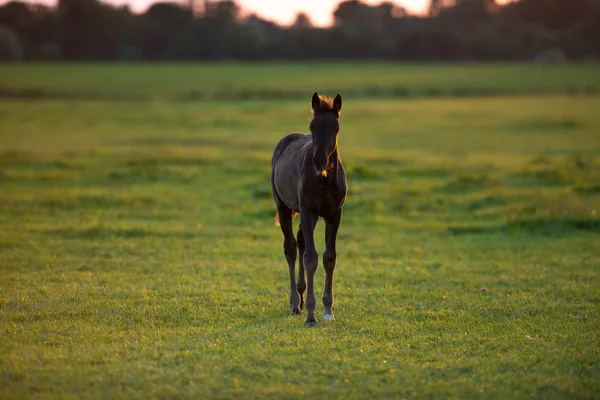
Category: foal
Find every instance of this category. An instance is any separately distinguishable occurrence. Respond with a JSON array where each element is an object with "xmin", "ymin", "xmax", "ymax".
[{"xmin": 270, "ymin": 92, "xmax": 348, "ymax": 327}]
